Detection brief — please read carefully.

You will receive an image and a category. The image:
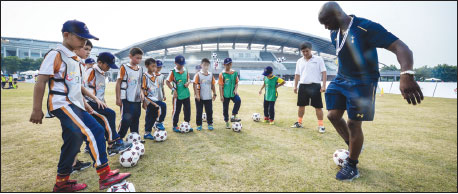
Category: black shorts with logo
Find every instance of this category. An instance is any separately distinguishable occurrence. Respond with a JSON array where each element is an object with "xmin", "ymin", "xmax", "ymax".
[{"xmin": 297, "ymin": 83, "xmax": 323, "ymax": 108}]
